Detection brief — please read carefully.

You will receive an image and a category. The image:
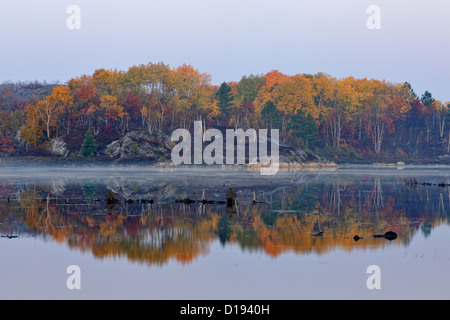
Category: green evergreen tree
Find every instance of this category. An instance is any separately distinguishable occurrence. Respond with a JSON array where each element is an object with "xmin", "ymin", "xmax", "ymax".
[
  {"xmin": 287, "ymin": 109, "xmax": 318, "ymax": 149},
  {"xmin": 81, "ymin": 129, "xmax": 97, "ymax": 157},
  {"xmin": 216, "ymin": 82, "xmax": 234, "ymax": 120},
  {"xmin": 261, "ymin": 100, "xmax": 281, "ymax": 129},
  {"xmin": 421, "ymin": 90, "xmax": 435, "ymax": 107},
  {"xmin": 81, "ymin": 181, "xmax": 97, "ymax": 204}
]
